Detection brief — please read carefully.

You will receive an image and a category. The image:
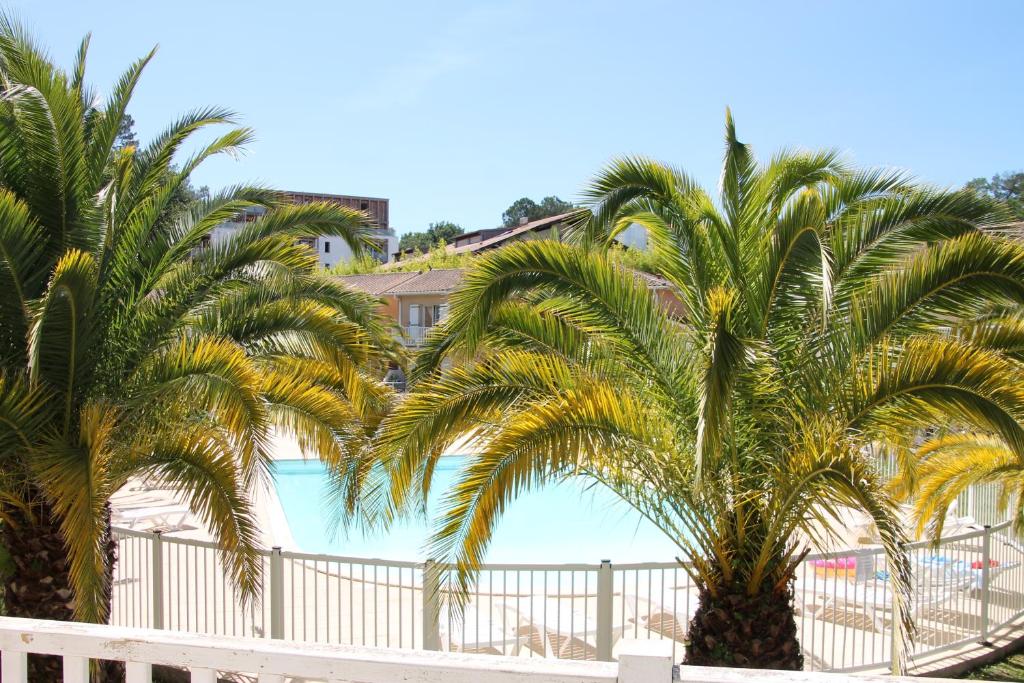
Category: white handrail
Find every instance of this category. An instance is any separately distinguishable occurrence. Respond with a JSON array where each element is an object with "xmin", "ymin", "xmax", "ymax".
[
  {"xmin": 0, "ymin": 616, "xmax": 965, "ymax": 683},
  {"xmin": 0, "ymin": 616, "xmax": 631, "ymax": 683}
]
